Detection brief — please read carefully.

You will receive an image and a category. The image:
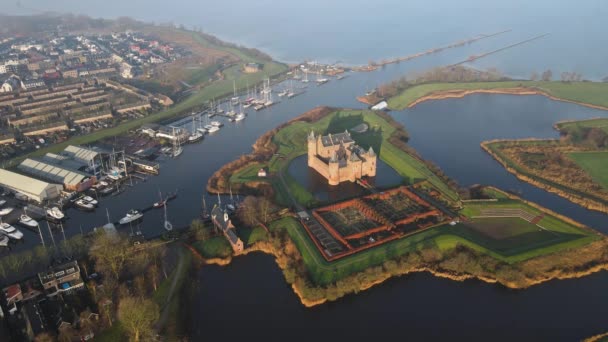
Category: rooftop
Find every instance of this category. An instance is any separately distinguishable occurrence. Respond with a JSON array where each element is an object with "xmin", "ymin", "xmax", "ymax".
[{"xmin": 320, "ymin": 131, "xmax": 354, "ymax": 147}]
